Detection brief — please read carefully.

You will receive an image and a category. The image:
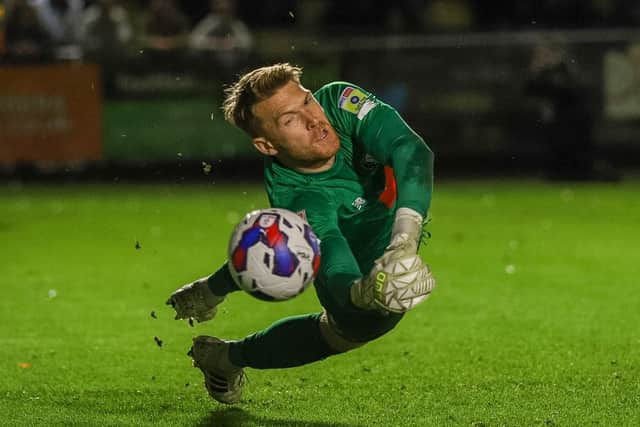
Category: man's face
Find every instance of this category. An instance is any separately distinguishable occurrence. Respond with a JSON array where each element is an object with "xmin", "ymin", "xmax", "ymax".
[
  {"xmin": 257, "ymin": 213, "xmax": 277, "ymax": 228},
  {"xmin": 252, "ymin": 80, "xmax": 340, "ymax": 173}
]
